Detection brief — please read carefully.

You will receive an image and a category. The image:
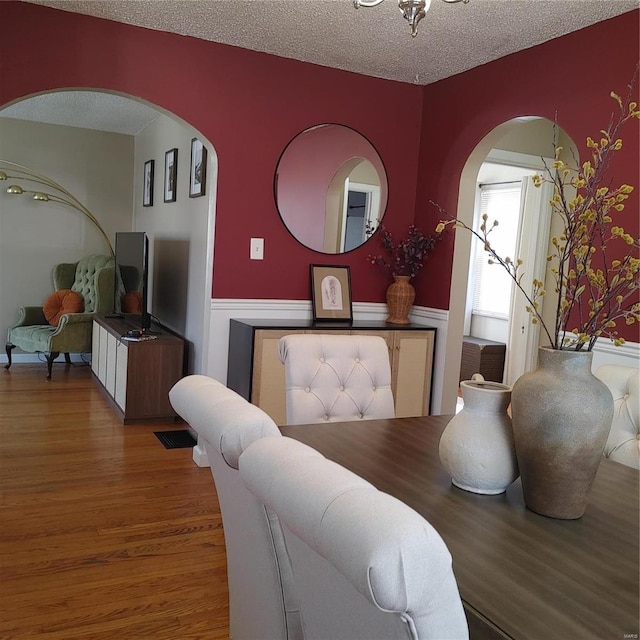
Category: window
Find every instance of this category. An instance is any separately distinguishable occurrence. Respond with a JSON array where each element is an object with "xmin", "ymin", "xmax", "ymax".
[{"xmin": 471, "ymin": 184, "xmax": 522, "ymax": 318}]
